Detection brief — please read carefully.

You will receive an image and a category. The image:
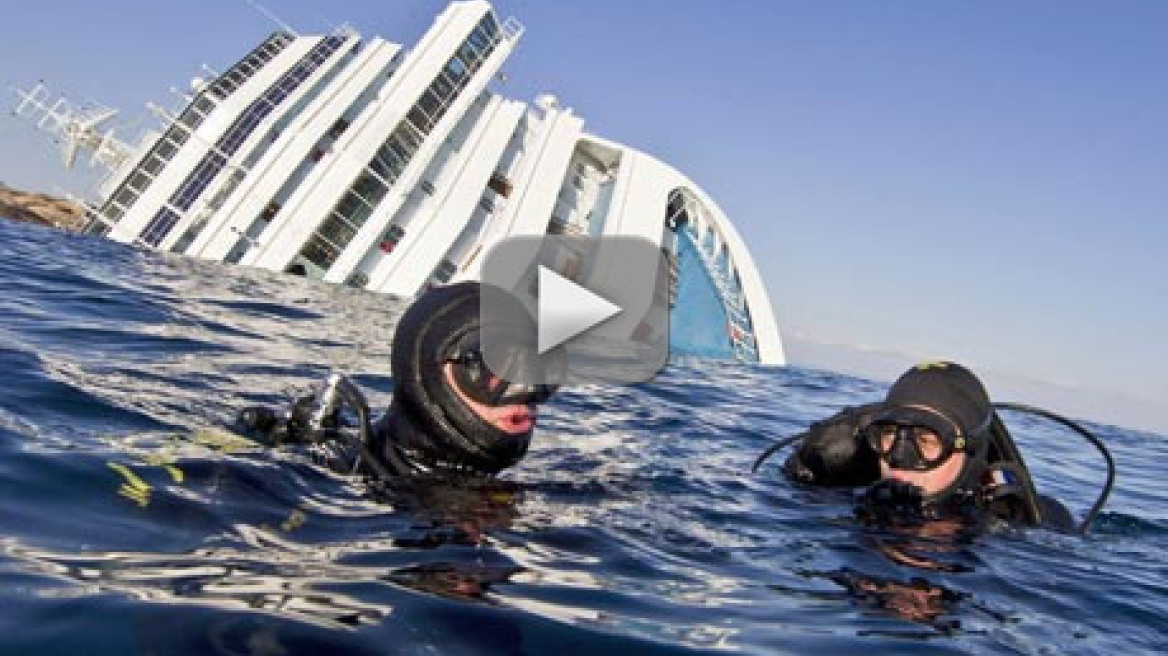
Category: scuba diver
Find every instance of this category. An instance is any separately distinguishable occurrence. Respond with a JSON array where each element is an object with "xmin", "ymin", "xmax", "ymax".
[
  {"xmin": 233, "ymin": 281, "xmax": 557, "ymax": 480},
  {"xmin": 754, "ymin": 362, "xmax": 1114, "ymax": 533}
]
